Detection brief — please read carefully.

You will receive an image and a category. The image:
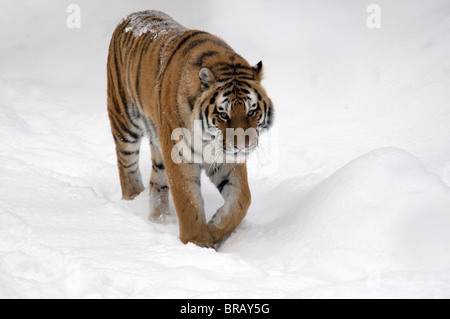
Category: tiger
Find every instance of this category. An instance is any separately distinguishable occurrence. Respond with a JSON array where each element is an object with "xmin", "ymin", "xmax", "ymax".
[{"xmin": 107, "ymin": 10, "xmax": 274, "ymax": 248}]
